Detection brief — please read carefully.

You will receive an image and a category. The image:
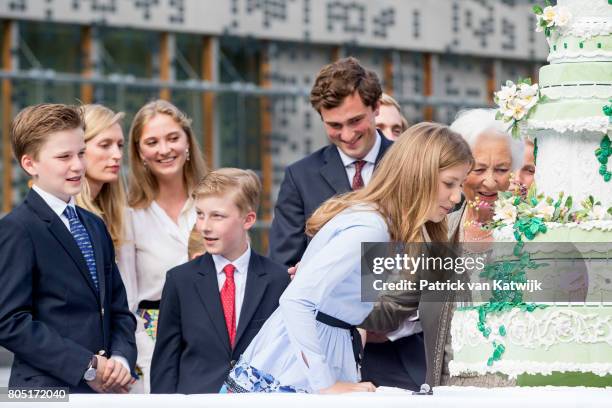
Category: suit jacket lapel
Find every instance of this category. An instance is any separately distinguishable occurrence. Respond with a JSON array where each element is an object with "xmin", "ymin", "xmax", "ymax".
[
  {"xmin": 26, "ymin": 190, "xmax": 100, "ymax": 299},
  {"xmin": 320, "ymin": 145, "xmax": 351, "ymax": 194},
  {"xmin": 194, "ymin": 255, "xmax": 231, "ymax": 353},
  {"xmin": 80, "ymin": 209, "xmax": 106, "ymax": 306},
  {"xmin": 234, "ymin": 253, "xmax": 268, "ymax": 347},
  {"xmin": 375, "ymin": 130, "xmax": 392, "ymax": 166}
]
